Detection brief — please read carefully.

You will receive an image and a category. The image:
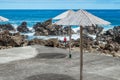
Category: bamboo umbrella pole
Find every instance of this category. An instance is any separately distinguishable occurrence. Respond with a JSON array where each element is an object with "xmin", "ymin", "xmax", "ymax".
[
  {"xmin": 80, "ymin": 25, "xmax": 83, "ymax": 80},
  {"xmin": 69, "ymin": 26, "xmax": 72, "ymax": 58}
]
